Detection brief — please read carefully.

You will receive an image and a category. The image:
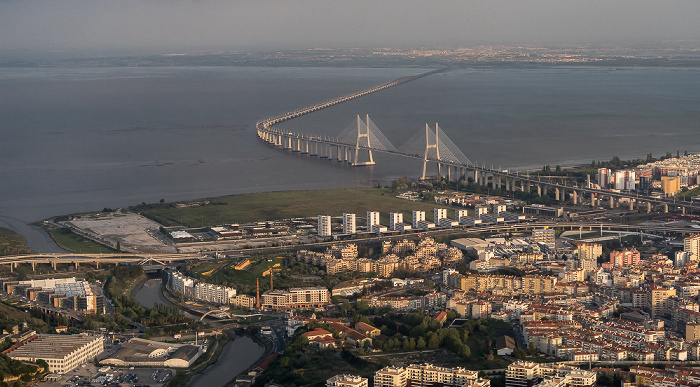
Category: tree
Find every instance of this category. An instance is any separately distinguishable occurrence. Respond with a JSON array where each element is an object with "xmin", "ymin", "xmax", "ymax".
[
  {"xmin": 416, "ymin": 337, "xmax": 426, "ymax": 350},
  {"xmin": 458, "ymin": 344, "xmax": 471, "ymax": 359},
  {"xmin": 428, "ymin": 334, "xmax": 441, "ymax": 349}
]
